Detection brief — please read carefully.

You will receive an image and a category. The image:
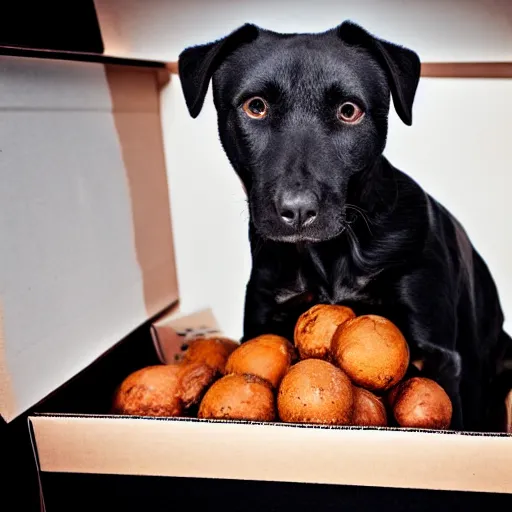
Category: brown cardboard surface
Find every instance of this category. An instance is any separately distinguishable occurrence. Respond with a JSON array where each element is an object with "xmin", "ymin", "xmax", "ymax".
[
  {"xmin": 106, "ymin": 64, "xmax": 179, "ymax": 318},
  {"xmin": 29, "ymin": 415, "xmax": 512, "ymax": 493},
  {"xmin": 420, "ymin": 62, "xmax": 512, "ymax": 78}
]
